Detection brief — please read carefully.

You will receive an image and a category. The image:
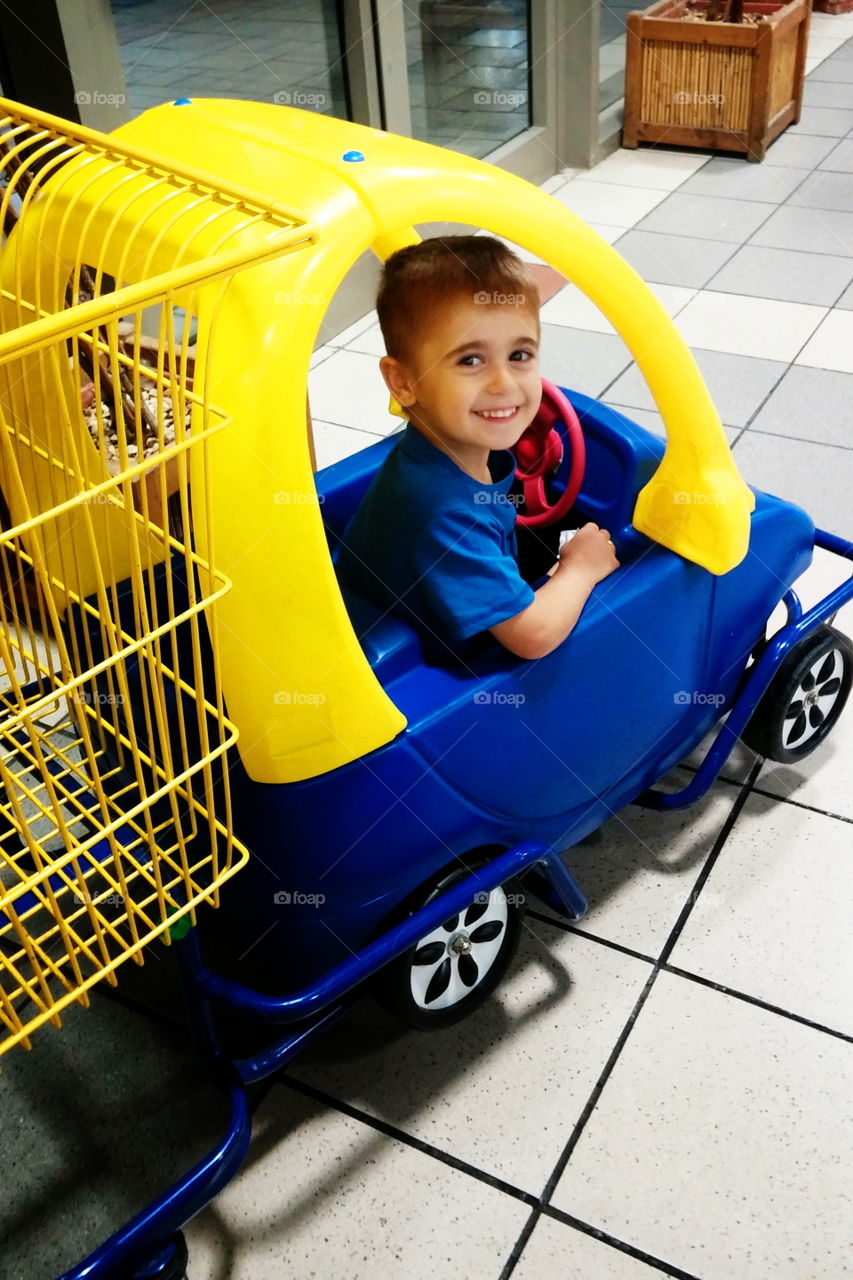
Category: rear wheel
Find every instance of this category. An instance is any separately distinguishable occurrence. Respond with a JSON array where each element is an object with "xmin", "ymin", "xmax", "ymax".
[
  {"xmin": 742, "ymin": 625, "xmax": 853, "ymax": 763},
  {"xmin": 378, "ymin": 865, "xmax": 525, "ymax": 1030}
]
